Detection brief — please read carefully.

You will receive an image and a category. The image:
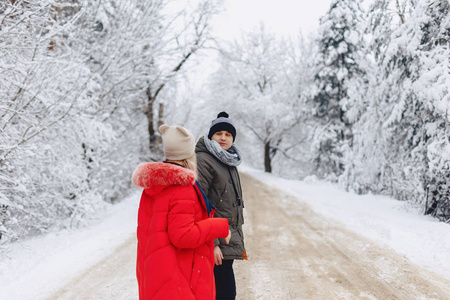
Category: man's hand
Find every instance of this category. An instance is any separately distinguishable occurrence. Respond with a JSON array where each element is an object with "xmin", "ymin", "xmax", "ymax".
[{"xmin": 214, "ymin": 245, "xmax": 223, "ymax": 266}]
